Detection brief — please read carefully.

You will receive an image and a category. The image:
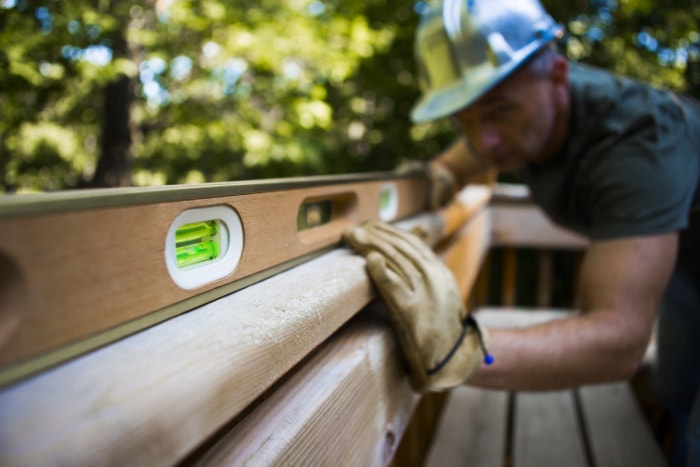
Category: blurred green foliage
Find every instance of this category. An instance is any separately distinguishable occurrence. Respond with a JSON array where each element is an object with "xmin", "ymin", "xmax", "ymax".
[{"xmin": 1, "ymin": 0, "xmax": 699, "ymax": 192}]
